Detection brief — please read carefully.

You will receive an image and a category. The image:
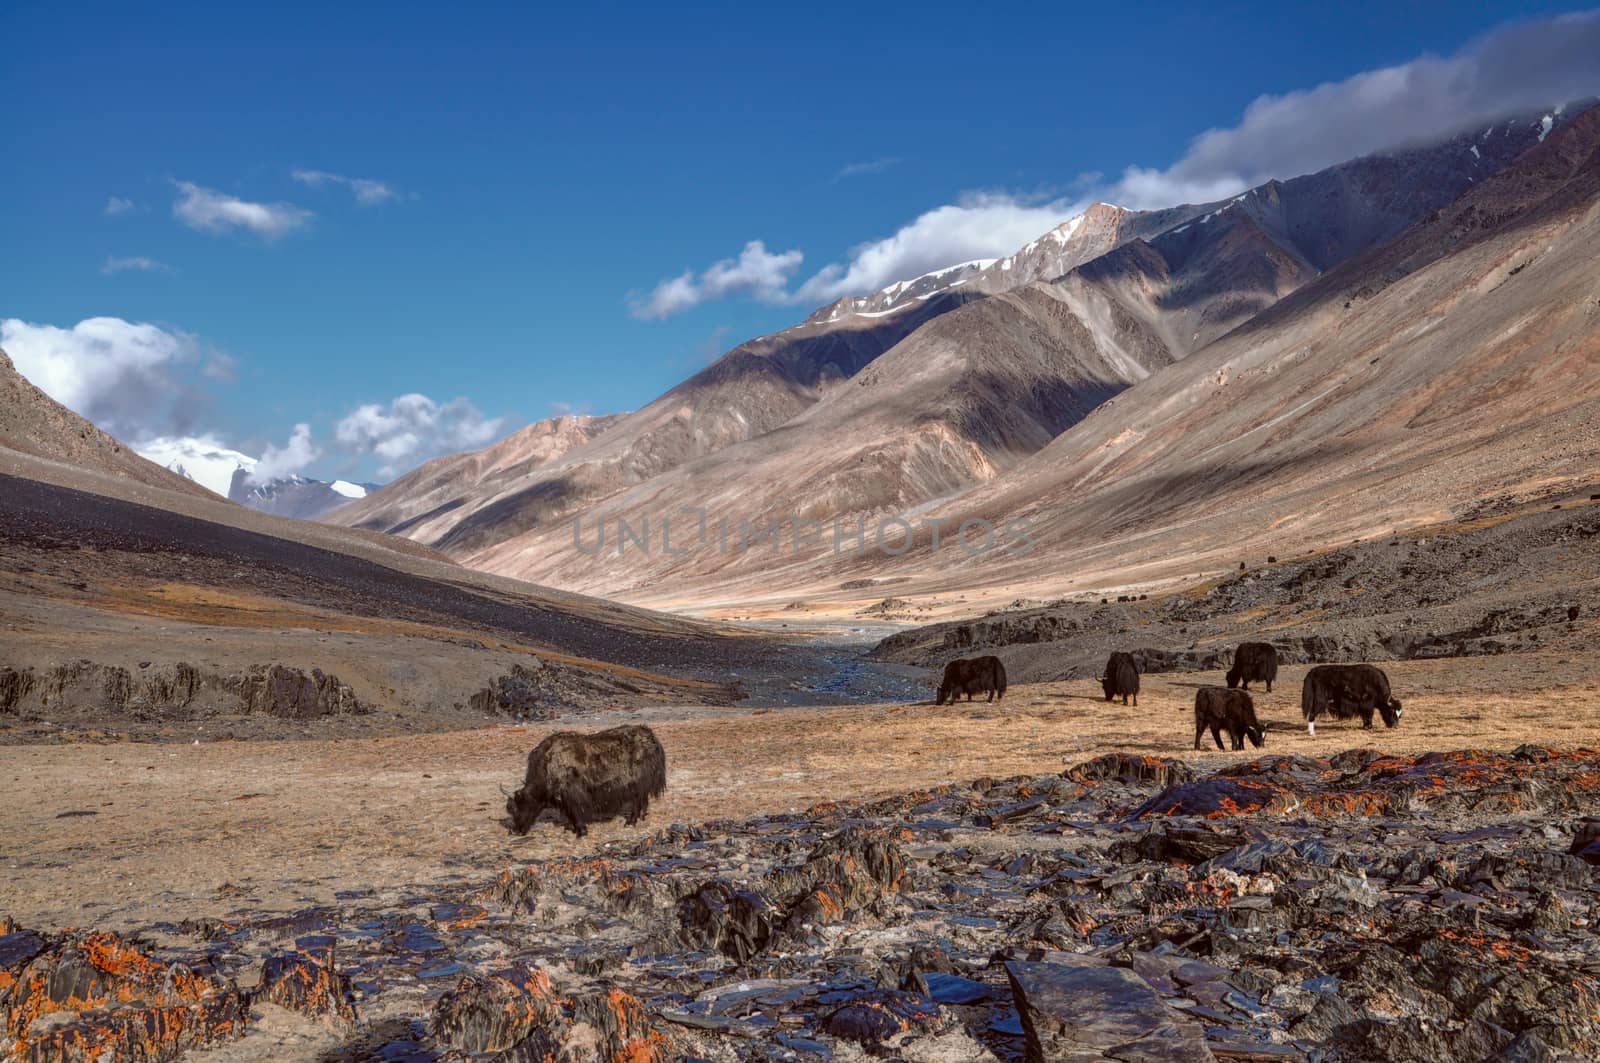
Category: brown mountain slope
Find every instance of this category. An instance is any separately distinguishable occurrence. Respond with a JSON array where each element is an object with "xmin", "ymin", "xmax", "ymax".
[
  {"xmin": 462, "ymin": 279, "xmax": 1180, "ymax": 596},
  {"xmin": 327, "ymin": 412, "xmax": 623, "ymax": 539},
  {"xmin": 322, "ymin": 203, "xmax": 1212, "ymax": 561},
  {"xmin": 817, "ymin": 101, "xmax": 1600, "ymax": 611},
  {"xmin": 0, "ymin": 354, "xmax": 763, "ymax": 731},
  {"xmin": 0, "ymin": 346, "xmax": 214, "ymax": 501},
  {"xmin": 445, "ymin": 115, "xmax": 1566, "ymax": 602}
]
